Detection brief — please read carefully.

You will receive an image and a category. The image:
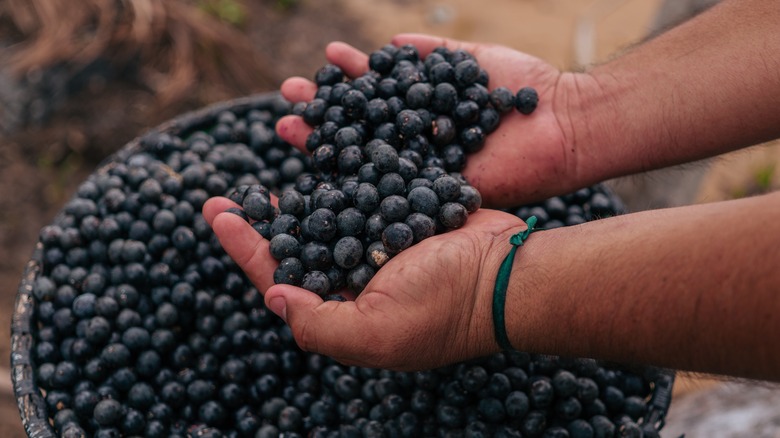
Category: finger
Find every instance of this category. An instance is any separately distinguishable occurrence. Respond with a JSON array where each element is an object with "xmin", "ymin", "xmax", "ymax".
[
  {"xmin": 265, "ymin": 284, "xmax": 369, "ymax": 361},
  {"xmin": 325, "ymin": 41, "xmax": 369, "ymax": 78},
  {"xmin": 211, "ymin": 211, "xmax": 277, "ymax": 292},
  {"xmin": 275, "ymin": 115, "xmax": 313, "ymax": 153},
  {"xmin": 391, "ymin": 33, "xmax": 481, "ymax": 58},
  {"xmin": 203, "ymin": 193, "xmax": 280, "ymax": 224},
  {"xmin": 456, "ymin": 207, "xmax": 524, "ymax": 230},
  {"xmin": 202, "ymin": 197, "xmax": 240, "ymax": 225},
  {"xmin": 280, "ymin": 77, "xmax": 318, "ymax": 103}
]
